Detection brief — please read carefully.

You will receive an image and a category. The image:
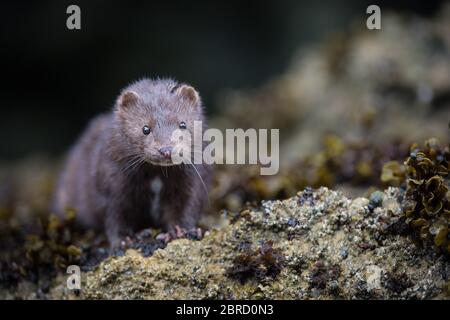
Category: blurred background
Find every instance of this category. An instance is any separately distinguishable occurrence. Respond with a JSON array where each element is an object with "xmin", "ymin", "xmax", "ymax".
[{"xmin": 0, "ymin": 0, "xmax": 446, "ymax": 159}]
